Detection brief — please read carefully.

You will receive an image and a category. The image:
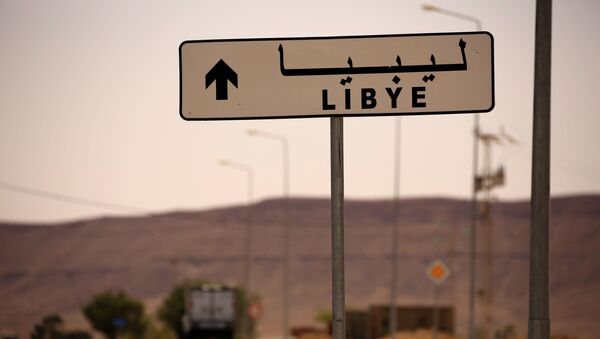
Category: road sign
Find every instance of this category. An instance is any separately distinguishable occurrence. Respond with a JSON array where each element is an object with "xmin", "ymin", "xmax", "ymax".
[
  {"xmin": 426, "ymin": 259, "xmax": 451, "ymax": 285},
  {"xmin": 247, "ymin": 302, "xmax": 263, "ymax": 320},
  {"xmin": 179, "ymin": 32, "xmax": 494, "ymax": 120}
]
